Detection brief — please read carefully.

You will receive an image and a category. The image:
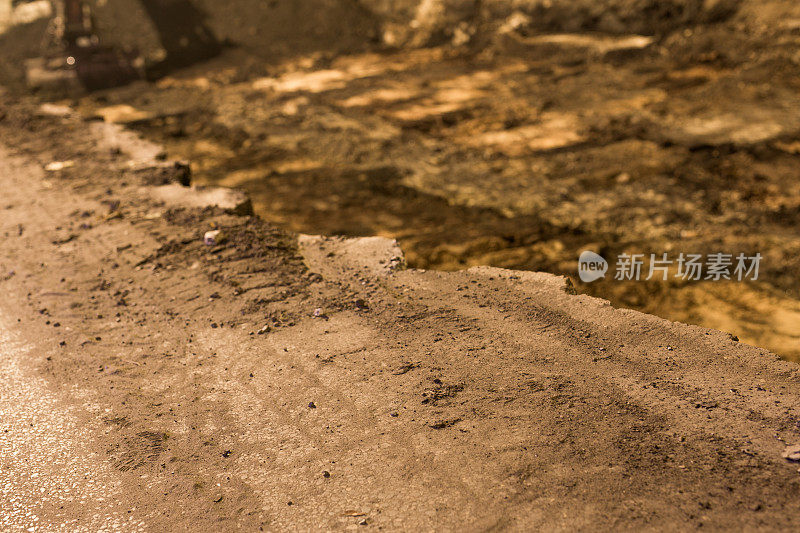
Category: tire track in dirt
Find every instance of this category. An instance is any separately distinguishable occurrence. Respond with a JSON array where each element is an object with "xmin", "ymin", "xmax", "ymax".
[
  {"xmin": 299, "ymin": 234, "xmax": 800, "ymax": 529},
  {"xmin": 387, "ymin": 266, "xmax": 800, "ymax": 528}
]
